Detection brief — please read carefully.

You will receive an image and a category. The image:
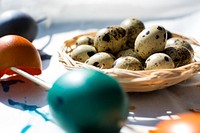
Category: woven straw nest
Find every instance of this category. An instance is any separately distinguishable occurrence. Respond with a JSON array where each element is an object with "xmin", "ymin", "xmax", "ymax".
[{"xmin": 58, "ymin": 31, "xmax": 200, "ymax": 92}]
